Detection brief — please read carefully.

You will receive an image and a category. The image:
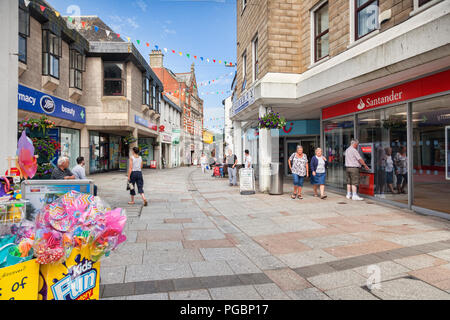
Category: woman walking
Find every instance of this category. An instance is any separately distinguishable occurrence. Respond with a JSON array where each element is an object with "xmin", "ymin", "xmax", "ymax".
[
  {"xmin": 310, "ymin": 148, "xmax": 328, "ymax": 199},
  {"xmin": 385, "ymin": 147, "xmax": 395, "ymax": 194},
  {"xmin": 128, "ymin": 147, "xmax": 148, "ymax": 206},
  {"xmin": 394, "ymin": 146, "xmax": 408, "ymax": 194},
  {"xmin": 288, "ymin": 145, "xmax": 309, "ymax": 199}
]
